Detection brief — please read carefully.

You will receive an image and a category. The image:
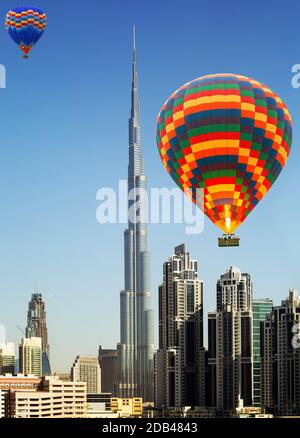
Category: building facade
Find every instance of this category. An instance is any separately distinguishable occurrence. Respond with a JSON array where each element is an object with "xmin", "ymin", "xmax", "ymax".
[
  {"xmin": 0, "ymin": 374, "xmax": 40, "ymax": 417},
  {"xmin": 26, "ymin": 293, "xmax": 51, "ymax": 375},
  {"xmin": 87, "ymin": 393, "xmax": 112, "ymax": 417},
  {"xmin": 208, "ymin": 266, "xmax": 253, "ymax": 415},
  {"xmin": 207, "ymin": 313, "xmax": 217, "ymax": 408},
  {"xmin": 155, "ymin": 244, "xmax": 205, "ymax": 408},
  {"xmin": 19, "ymin": 337, "xmax": 42, "ymax": 377},
  {"xmin": 0, "ymin": 342, "xmax": 15, "ymax": 374},
  {"xmin": 71, "ymin": 355, "xmax": 101, "ymax": 394},
  {"xmin": 98, "ymin": 346, "xmax": 117, "ymax": 395},
  {"xmin": 111, "ymin": 397, "xmax": 143, "ymax": 418},
  {"xmin": 0, "ymin": 374, "xmax": 41, "ymax": 392},
  {"xmin": 53, "ymin": 373, "xmax": 71, "ymax": 382},
  {"xmin": 116, "ymin": 29, "xmax": 154, "ymax": 402},
  {"xmin": 0, "ymin": 390, "xmax": 4, "ymax": 418},
  {"xmin": 261, "ymin": 289, "xmax": 300, "ymax": 416},
  {"xmin": 252, "ymin": 298, "xmax": 273, "ymax": 407},
  {"xmin": 5, "ymin": 376, "xmax": 87, "ymax": 418}
]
